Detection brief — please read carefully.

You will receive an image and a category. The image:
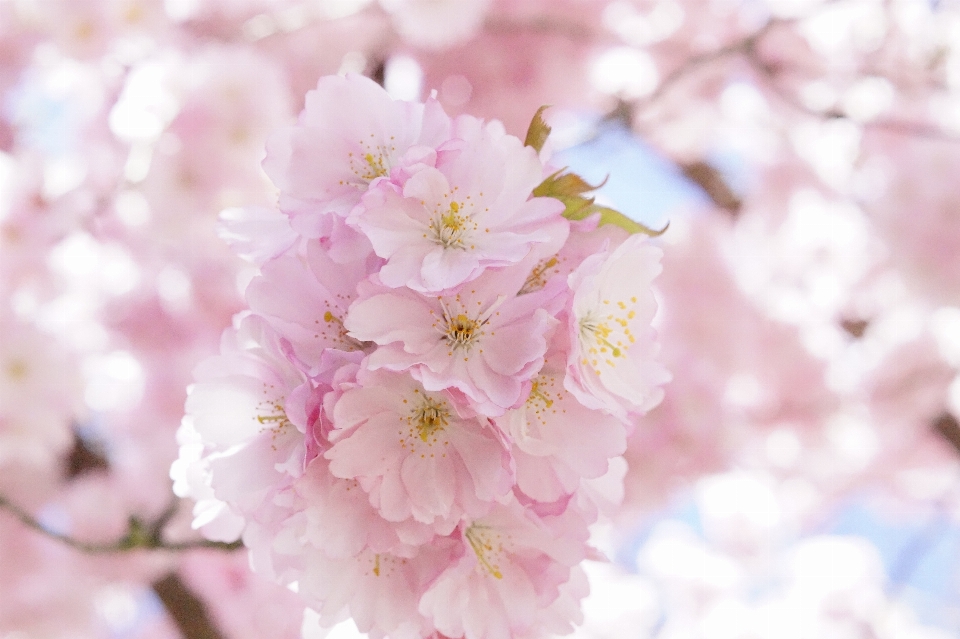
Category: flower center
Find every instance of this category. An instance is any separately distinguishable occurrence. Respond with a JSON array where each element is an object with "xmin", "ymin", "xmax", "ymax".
[
  {"xmin": 433, "ymin": 295, "xmax": 502, "ymax": 358},
  {"xmin": 5, "ymin": 358, "xmax": 28, "ymax": 381},
  {"xmin": 429, "ymin": 201, "xmax": 473, "ymax": 250},
  {"xmin": 362, "ymin": 152, "xmax": 387, "ymax": 180},
  {"xmin": 256, "ymin": 398, "xmax": 293, "ymax": 450},
  {"xmin": 343, "ymin": 134, "xmax": 396, "ymax": 187},
  {"xmin": 364, "ymin": 552, "xmax": 406, "ymax": 577},
  {"xmin": 445, "ymin": 313, "xmax": 481, "ymax": 348},
  {"xmin": 411, "ymin": 396, "xmax": 450, "ymax": 442},
  {"xmin": 578, "ymin": 297, "xmax": 638, "ymax": 371}
]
